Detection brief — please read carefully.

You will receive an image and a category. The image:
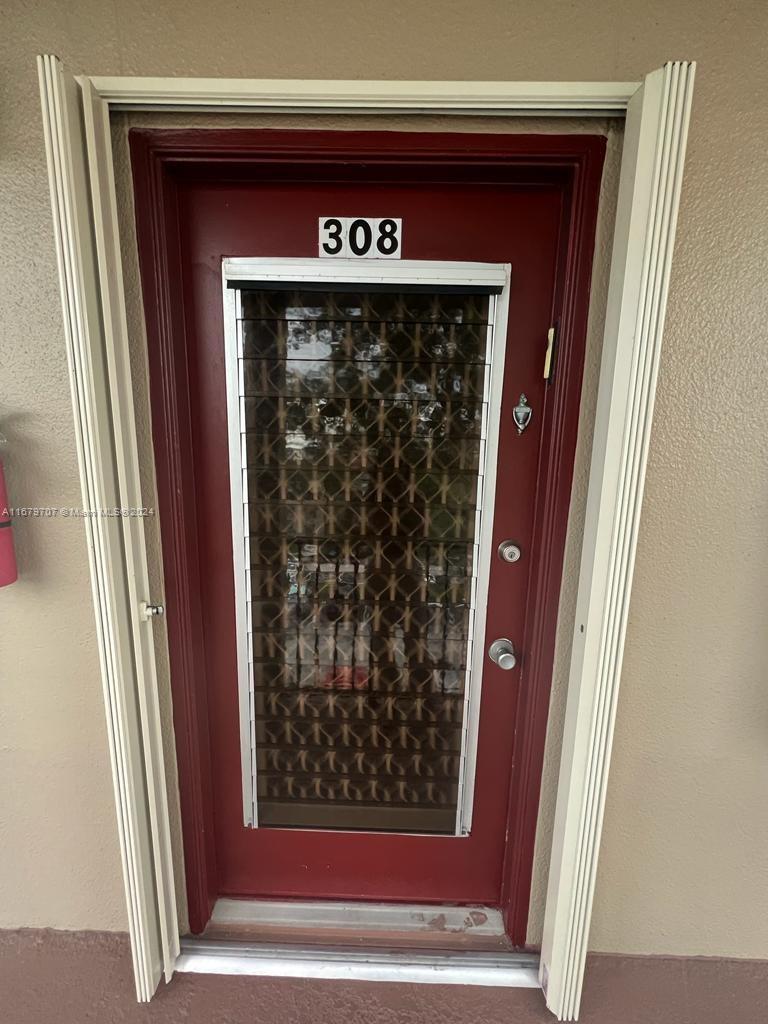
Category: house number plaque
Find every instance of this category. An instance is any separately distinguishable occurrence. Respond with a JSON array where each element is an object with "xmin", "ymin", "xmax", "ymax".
[{"xmin": 319, "ymin": 217, "xmax": 402, "ymax": 258}]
